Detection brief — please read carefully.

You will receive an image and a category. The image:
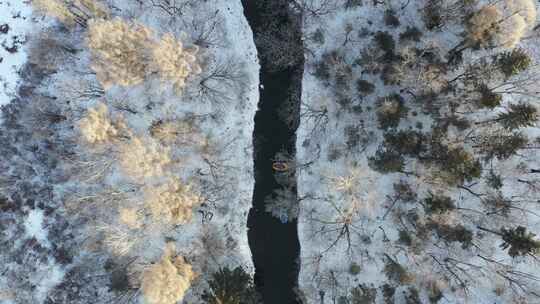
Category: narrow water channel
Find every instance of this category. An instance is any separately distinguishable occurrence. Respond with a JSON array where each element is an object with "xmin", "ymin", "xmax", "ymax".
[{"xmin": 243, "ymin": 1, "xmax": 304, "ymax": 303}]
